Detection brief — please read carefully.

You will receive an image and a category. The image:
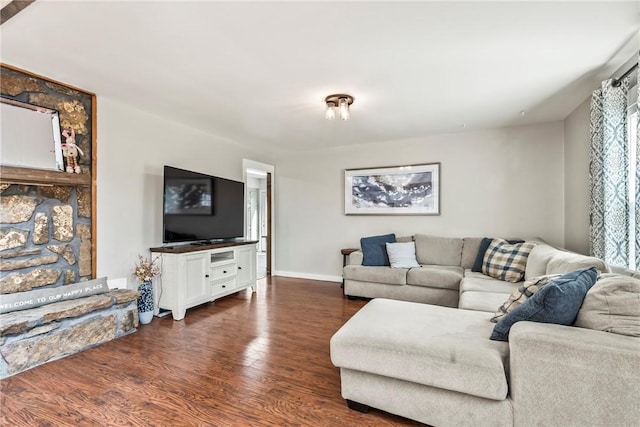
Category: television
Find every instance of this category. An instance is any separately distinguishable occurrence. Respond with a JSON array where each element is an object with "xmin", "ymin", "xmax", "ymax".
[{"xmin": 162, "ymin": 165, "xmax": 245, "ymax": 244}]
